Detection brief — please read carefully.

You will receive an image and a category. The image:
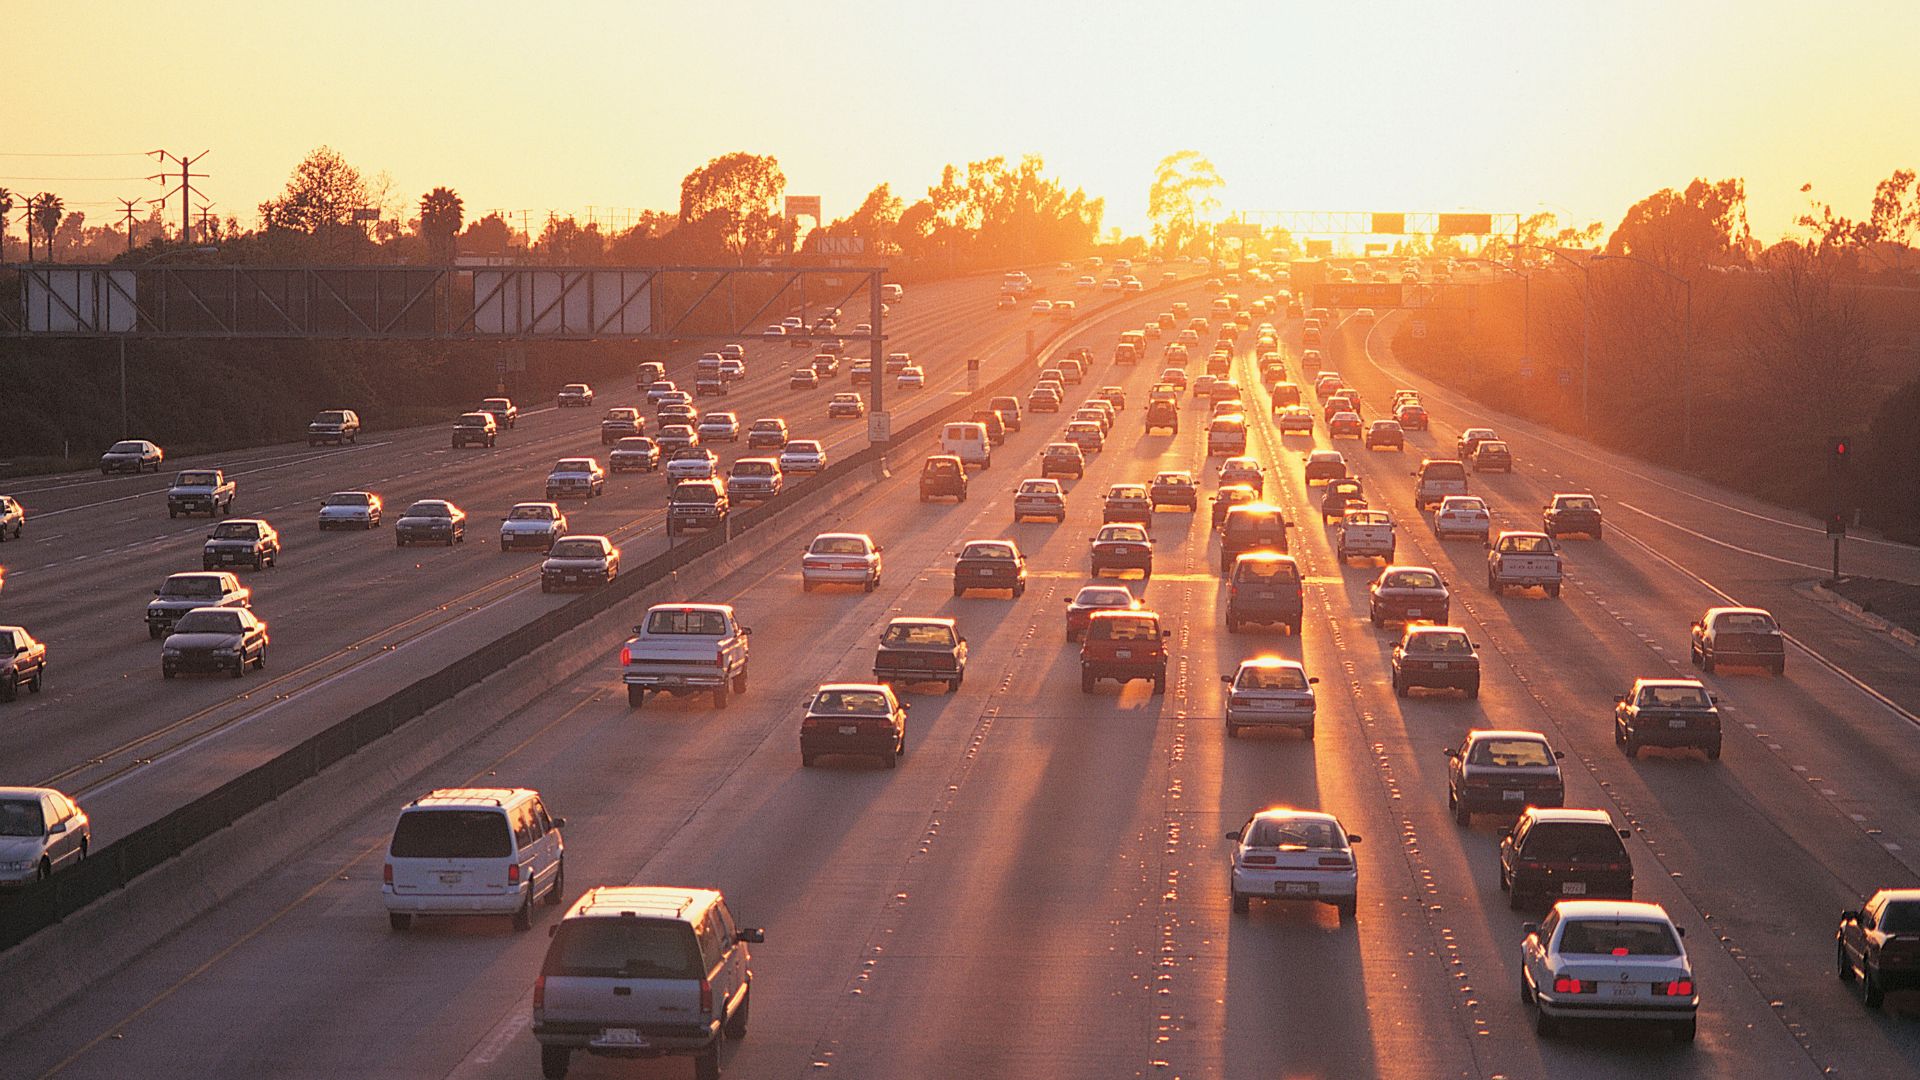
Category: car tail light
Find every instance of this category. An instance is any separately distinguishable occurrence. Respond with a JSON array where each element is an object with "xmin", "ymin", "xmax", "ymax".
[
  {"xmin": 1241, "ymin": 854, "xmax": 1277, "ymax": 866},
  {"xmin": 533, "ymin": 975, "xmax": 546, "ymax": 1010},
  {"xmin": 1660, "ymin": 979, "xmax": 1694, "ymax": 996},
  {"xmin": 507, "ymin": 863, "xmax": 521, "ymax": 885},
  {"xmin": 1553, "ymin": 977, "xmax": 1593, "ymax": 994},
  {"xmin": 1316, "ymin": 856, "xmax": 1352, "ymax": 868},
  {"xmin": 620, "ymin": 645, "xmax": 632, "ymax": 666},
  {"xmin": 1518, "ymin": 861, "xmax": 1547, "ymax": 872},
  {"xmin": 699, "ymin": 977, "xmax": 714, "ymax": 1017},
  {"xmin": 715, "ymin": 645, "xmax": 726, "ymax": 666},
  {"xmin": 382, "ymin": 863, "xmax": 393, "ymax": 886}
]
